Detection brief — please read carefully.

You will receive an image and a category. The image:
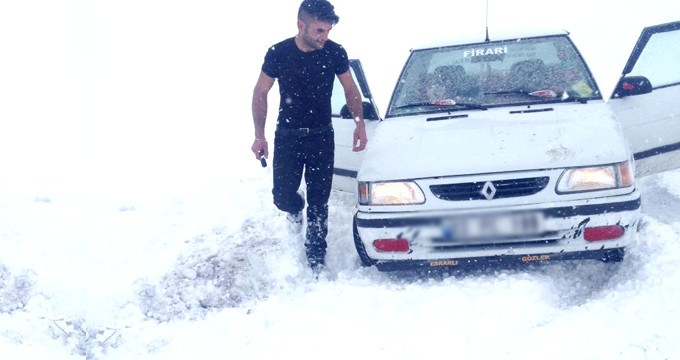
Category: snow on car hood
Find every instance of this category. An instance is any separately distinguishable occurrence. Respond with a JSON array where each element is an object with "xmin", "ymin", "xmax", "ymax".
[{"xmin": 359, "ymin": 102, "xmax": 630, "ymax": 182}]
